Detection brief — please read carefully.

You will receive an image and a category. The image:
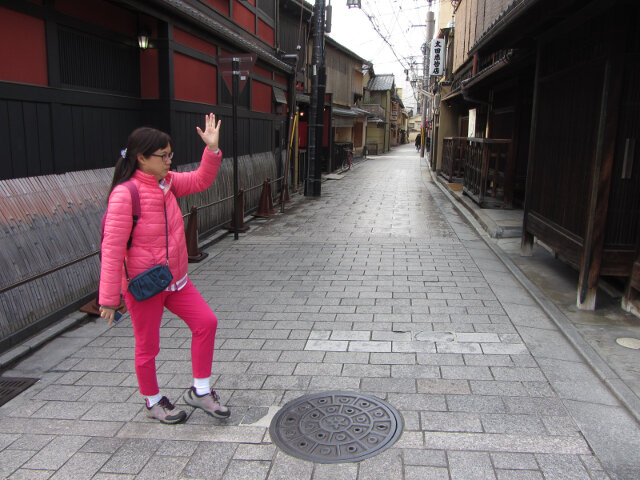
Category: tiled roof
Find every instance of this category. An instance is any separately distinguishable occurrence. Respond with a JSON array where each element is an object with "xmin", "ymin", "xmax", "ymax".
[{"xmin": 367, "ymin": 74, "xmax": 395, "ymax": 91}]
